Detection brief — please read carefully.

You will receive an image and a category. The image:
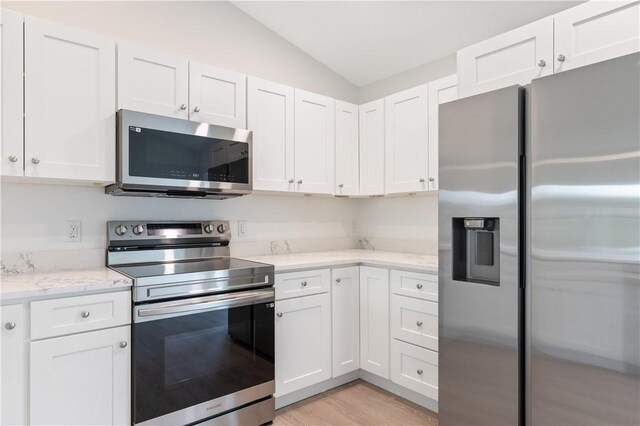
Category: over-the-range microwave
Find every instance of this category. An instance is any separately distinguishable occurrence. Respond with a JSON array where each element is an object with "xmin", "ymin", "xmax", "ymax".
[{"xmin": 106, "ymin": 110, "xmax": 252, "ymax": 200}]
